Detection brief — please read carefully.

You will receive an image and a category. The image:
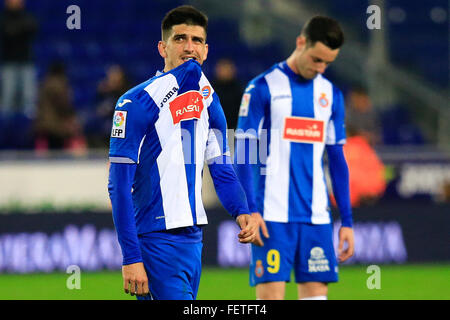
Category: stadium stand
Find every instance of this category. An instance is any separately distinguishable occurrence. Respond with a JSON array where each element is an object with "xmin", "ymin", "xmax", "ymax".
[{"xmin": 0, "ymin": 0, "xmax": 447, "ymax": 150}]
